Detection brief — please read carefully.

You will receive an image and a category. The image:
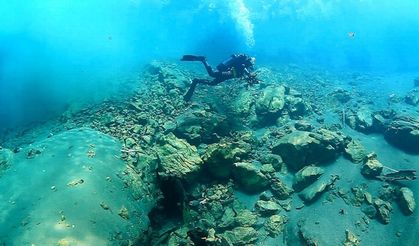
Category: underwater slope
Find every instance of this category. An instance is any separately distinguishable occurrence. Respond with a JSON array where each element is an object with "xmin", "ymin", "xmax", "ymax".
[{"xmin": 0, "ymin": 128, "xmax": 154, "ymax": 245}]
